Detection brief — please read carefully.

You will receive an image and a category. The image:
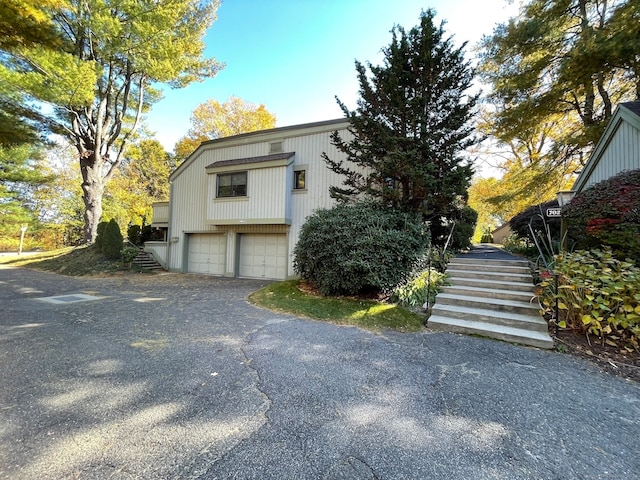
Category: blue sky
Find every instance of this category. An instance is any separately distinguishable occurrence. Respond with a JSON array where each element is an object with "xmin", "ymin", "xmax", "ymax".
[{"xmin": 146, "ymin": 0, "xmax": 519, "ymax": 151}]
